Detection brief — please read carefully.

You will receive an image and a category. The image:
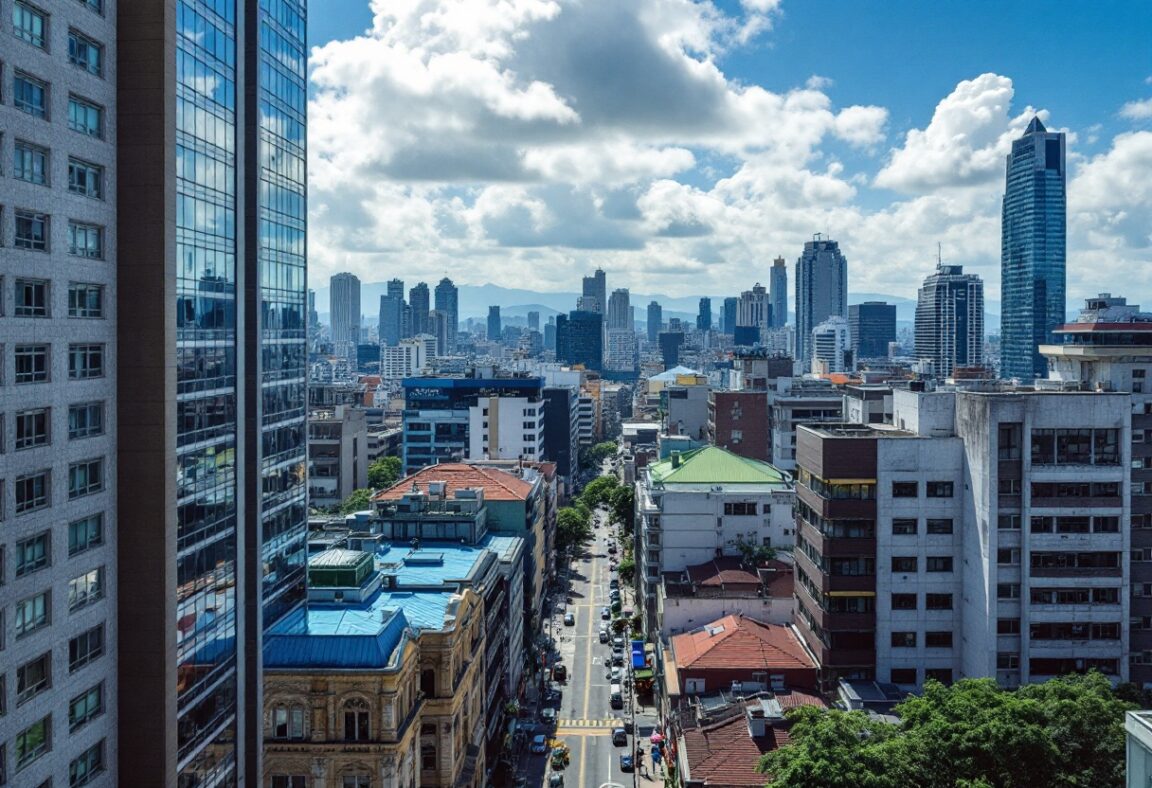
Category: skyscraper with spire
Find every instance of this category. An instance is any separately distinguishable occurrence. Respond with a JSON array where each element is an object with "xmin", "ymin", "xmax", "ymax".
[
  {"xmin": 1000, "ymin": 116, "xmax": 1066, "ymax": 381},
  {"xmin": 435, "ymin": 277, "xmax": 459, "ymax": 353}
]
